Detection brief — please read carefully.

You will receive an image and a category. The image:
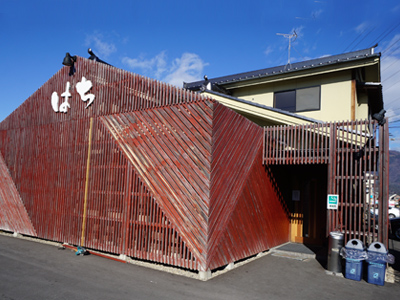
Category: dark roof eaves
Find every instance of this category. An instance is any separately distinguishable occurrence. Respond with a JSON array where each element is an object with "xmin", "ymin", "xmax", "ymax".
[{"xmin": 185, "ymin": 47, "xmax": 380, "ymax": 90}]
